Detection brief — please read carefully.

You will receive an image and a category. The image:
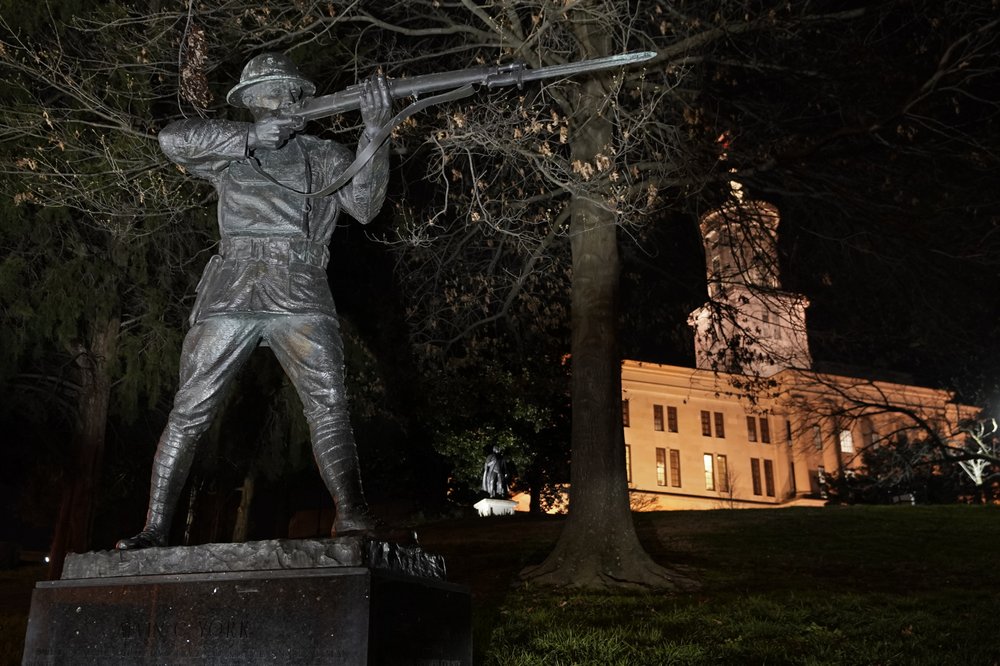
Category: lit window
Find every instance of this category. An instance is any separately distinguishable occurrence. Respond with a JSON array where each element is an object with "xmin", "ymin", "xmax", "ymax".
[
  {"xmin": 717, "ymin": 454, "xmax": 729, "ymax": 493},
  {"xmin": 653, "ymin": 405, "xmax": 664, "ymax": 431},
  {"xmin": 746, "ymin": 416, "xmax": 758, "ymax": 442},
  {"xmin": 667, "ymin": 406, "xmax": 678, "ymax": 433},
  {"xmin": 704, "ymin": 453, "xmax": 715, "ymax": 491},
  {"xmin": 625, "ymin": 444, "xmax": 632, "ymax": 483},
  {"xmin": 670, "ymin": 449, "xmax": 681, "ymax": 487},
  {"xmin": 839, "ymin": 430, "xmax": 855, "ymax": 454},
  {"xmin": 750, "ymin": 458, "xmax": 762, "ymax": 496},
  {"xmin": 656, "ymin": 448, "xmax": 667, "ymax": 486}
]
